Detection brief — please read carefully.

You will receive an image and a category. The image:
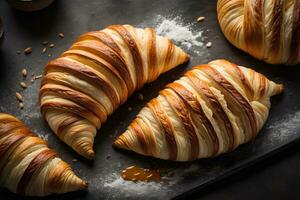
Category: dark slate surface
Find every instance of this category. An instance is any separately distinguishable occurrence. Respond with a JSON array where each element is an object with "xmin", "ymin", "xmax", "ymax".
[{"xmin": 0, "ymin": 0, "xmax": 299, "ymax": 199}]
